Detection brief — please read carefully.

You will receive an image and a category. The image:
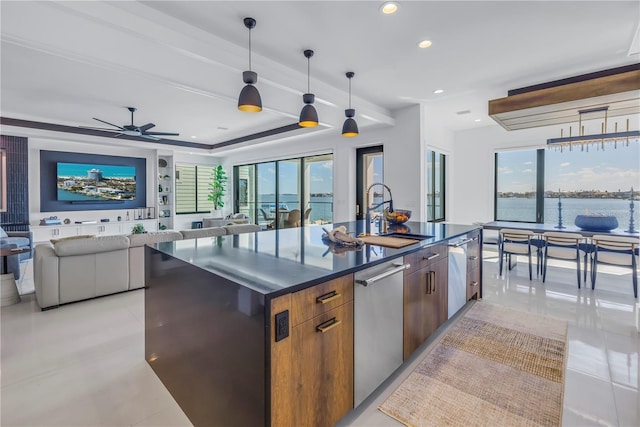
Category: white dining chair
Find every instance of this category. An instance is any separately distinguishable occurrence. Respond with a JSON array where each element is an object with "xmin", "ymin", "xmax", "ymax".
[
  {"xmin": 499, "ymin": 229, "xmax": 535, "ymax": 280},
  {"xmin": 542, "ymin": 232, "xmax": 586, "ymax": 288}
]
